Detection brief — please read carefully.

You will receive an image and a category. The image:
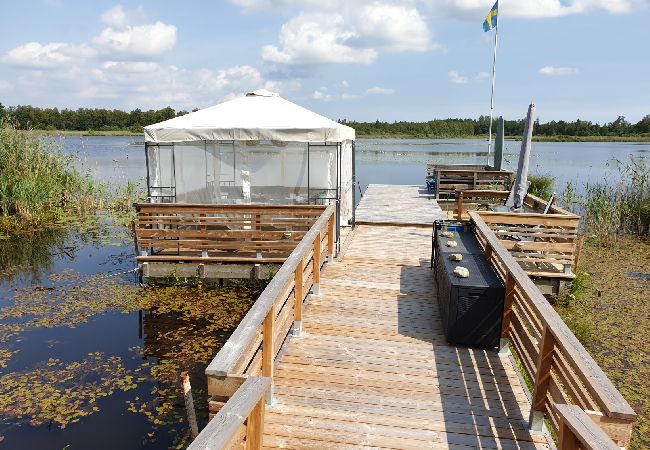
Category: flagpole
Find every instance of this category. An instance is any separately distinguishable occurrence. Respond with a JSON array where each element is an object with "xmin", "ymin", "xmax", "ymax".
[{"xmin": 487, "ymin": 12, "xmax": 499, "ymax": 165}]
